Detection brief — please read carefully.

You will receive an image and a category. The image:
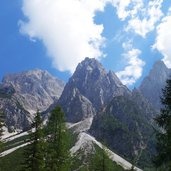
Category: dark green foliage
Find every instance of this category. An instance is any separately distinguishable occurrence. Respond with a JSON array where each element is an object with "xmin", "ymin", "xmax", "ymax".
[
  {"xmin": 71, "ymin": 145, "xmax": 125, "ymax": 171},
  {"xmin": 45, "ymin": 106, "xmax": 72, "ymax": 171},
  {"xmin": 154, "ymin": 78, "xmax": 171, "ymax": 170},
  {"xmin": 89, "ymin": 146, "xmax": 124, "ymax": 171},
  {"xmin": 1, "ymin": 134, "xmax": 30, "ymax": 152},
  {"xmin": 21, "ymin": 111, "xmax": 46, "ymax": 171},
  {"xmin": 0, "ymin": 147, "xmax": 25, "ymax": 171},
  {"xmin": 90, "ymin": 95, "xmax": 155, "ymax": 168}
]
